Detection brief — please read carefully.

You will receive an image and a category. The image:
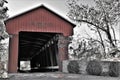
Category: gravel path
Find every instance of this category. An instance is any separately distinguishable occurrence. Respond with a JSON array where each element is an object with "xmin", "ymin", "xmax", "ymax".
[{"xmin": 0, "ymin": 72, "xmax": 119, "ymax": 80}]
